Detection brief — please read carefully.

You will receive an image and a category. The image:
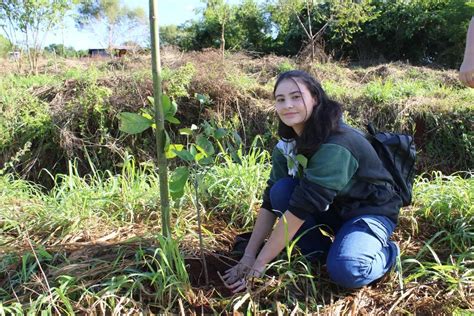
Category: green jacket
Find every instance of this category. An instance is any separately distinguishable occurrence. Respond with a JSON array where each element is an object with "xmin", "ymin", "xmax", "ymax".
[{"xmin": 261, "ymin": 123, "xmax": 402, "ymax": 223}]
